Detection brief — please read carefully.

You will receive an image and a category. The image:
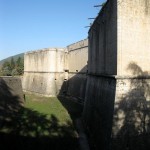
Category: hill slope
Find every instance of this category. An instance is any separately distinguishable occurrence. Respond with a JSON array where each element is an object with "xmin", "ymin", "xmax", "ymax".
[{"xmin": 0, "ymin": 53, "xmax": 24, "ymax": 68}]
